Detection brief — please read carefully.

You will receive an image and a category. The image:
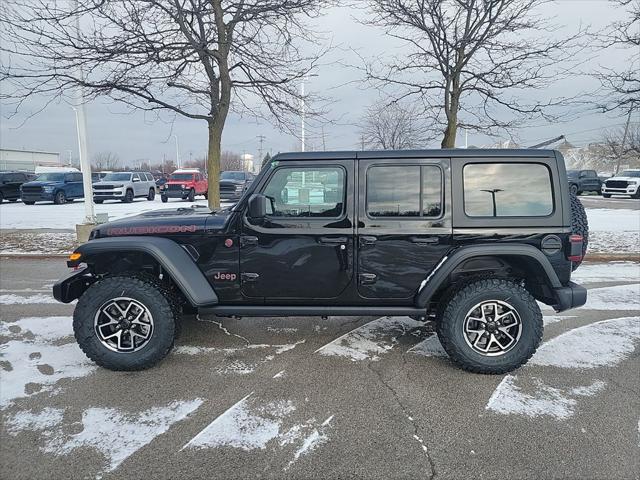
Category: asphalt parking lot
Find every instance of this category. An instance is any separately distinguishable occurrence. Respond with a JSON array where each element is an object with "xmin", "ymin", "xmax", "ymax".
[{"xmin": 1, "ymin": 257, "xmax": 639, "ymax": 479}]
